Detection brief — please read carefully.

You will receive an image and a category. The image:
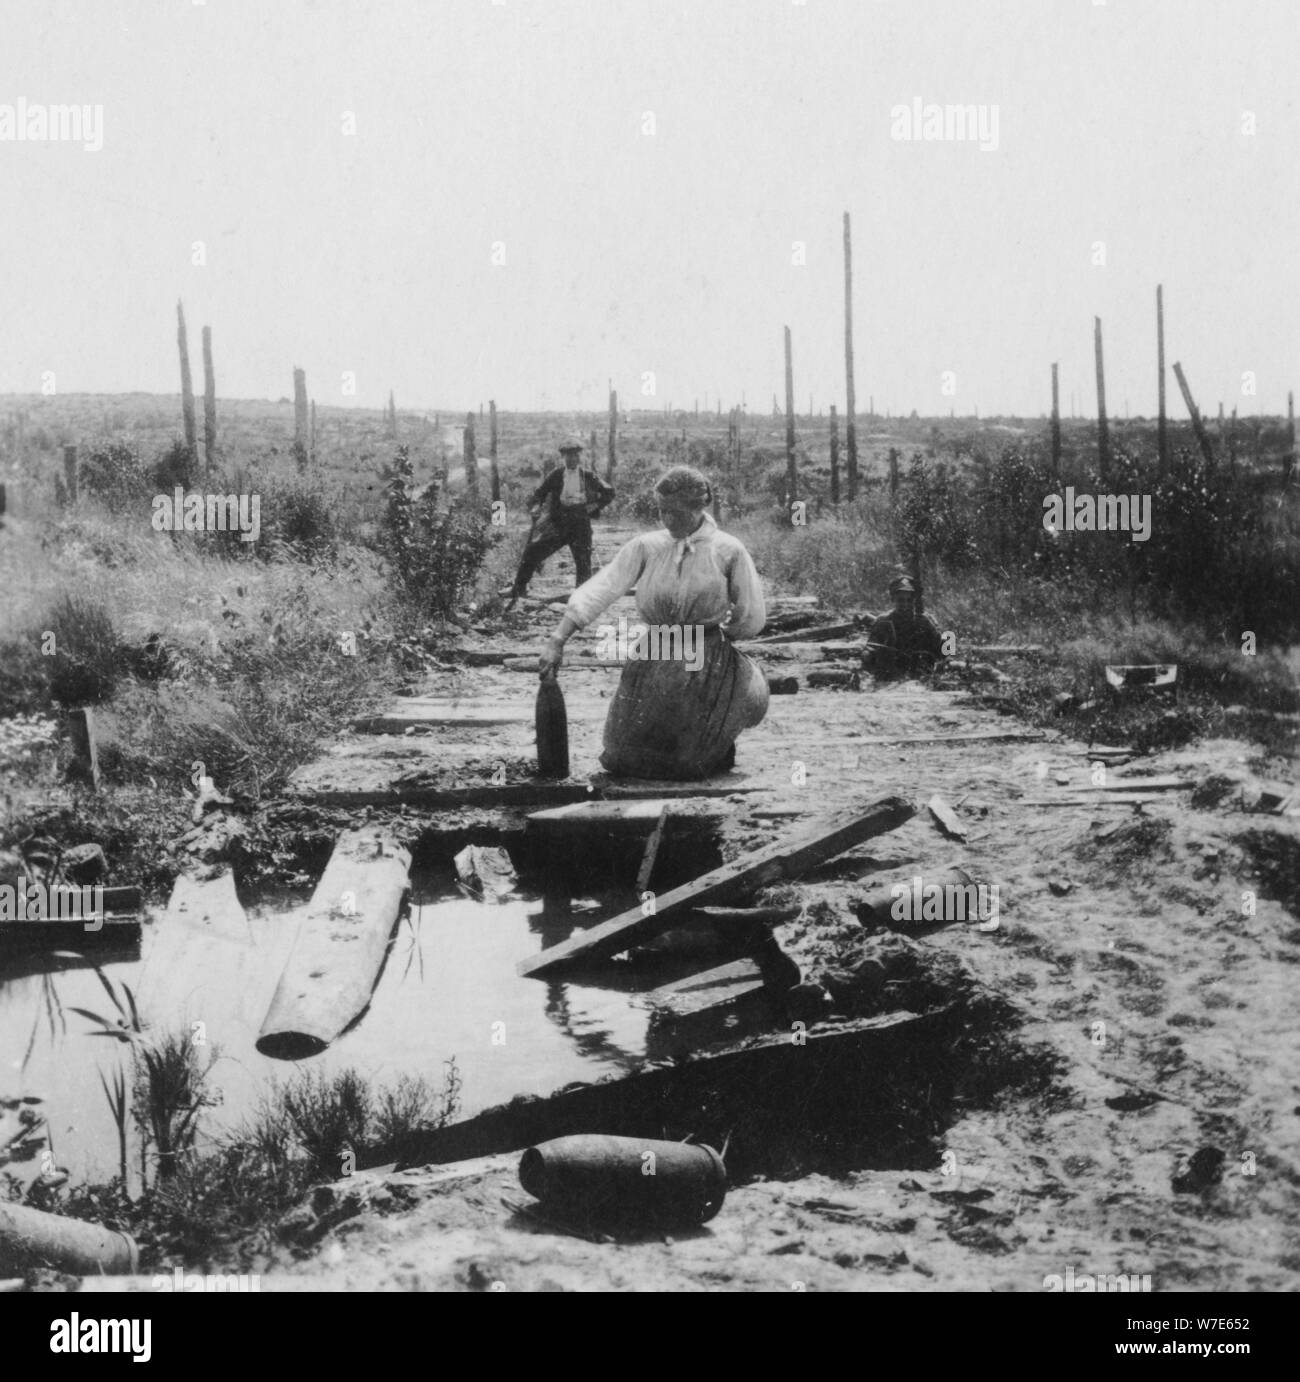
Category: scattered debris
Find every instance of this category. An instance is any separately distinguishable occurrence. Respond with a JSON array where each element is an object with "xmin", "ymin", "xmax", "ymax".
[{"xmin": 454, "ymin": 845, "xmax": 518, "ymax": 901}]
